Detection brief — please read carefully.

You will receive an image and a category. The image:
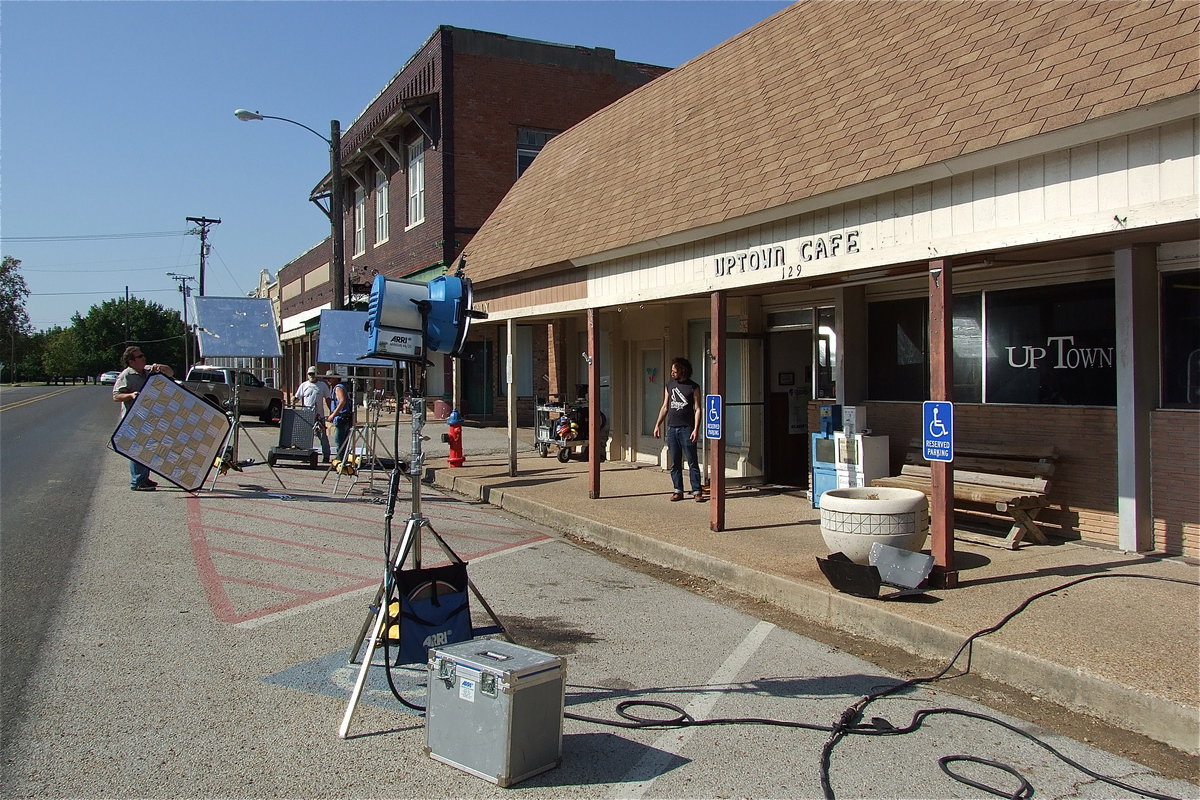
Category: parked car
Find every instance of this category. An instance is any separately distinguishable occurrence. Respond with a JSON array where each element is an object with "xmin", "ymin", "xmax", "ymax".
[
  {"xmin": 98, "ymin": 370, "xmax": 121, "ymax": 385},
  {"xmin": 181, "ymin": 366, "xmax": 283, "ymax": 423}
]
